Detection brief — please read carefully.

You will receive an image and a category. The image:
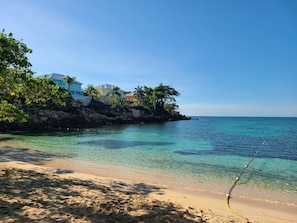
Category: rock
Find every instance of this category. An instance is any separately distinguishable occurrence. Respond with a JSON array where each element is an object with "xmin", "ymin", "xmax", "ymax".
[{"xmin": 0, "ymin": 104, "xmax": 191, "ymax": 131}]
